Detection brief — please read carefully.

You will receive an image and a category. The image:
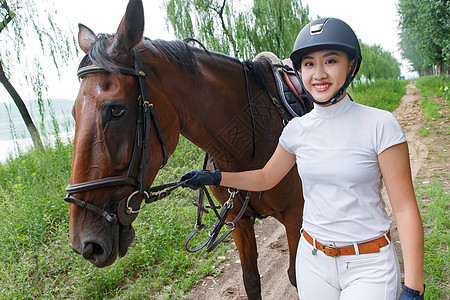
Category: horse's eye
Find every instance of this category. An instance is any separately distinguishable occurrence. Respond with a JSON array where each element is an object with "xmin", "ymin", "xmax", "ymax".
[{"xmin": 110, "ymin": 107, "xmax": 126, "ymax": 119}]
